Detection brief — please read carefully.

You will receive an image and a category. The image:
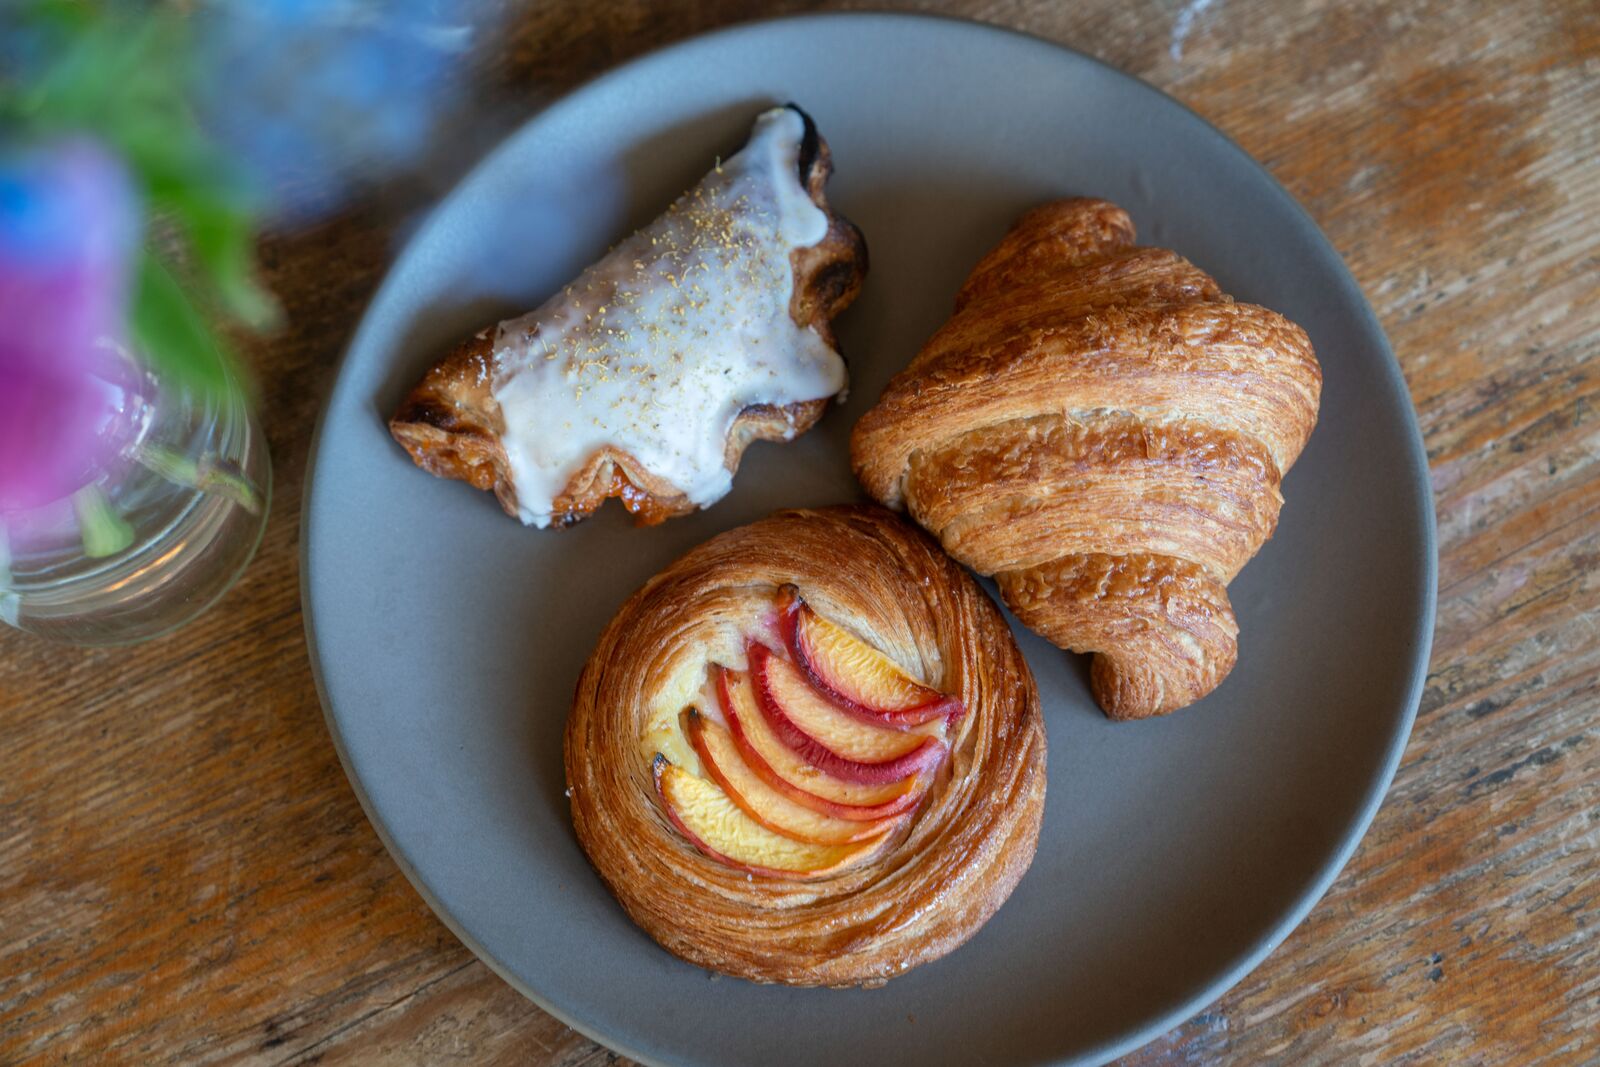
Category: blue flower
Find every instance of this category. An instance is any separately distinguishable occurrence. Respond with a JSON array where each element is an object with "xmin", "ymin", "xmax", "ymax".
[{"xmin": 196, "ymin": 0, "xmax": 498, "ymax": 222}]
